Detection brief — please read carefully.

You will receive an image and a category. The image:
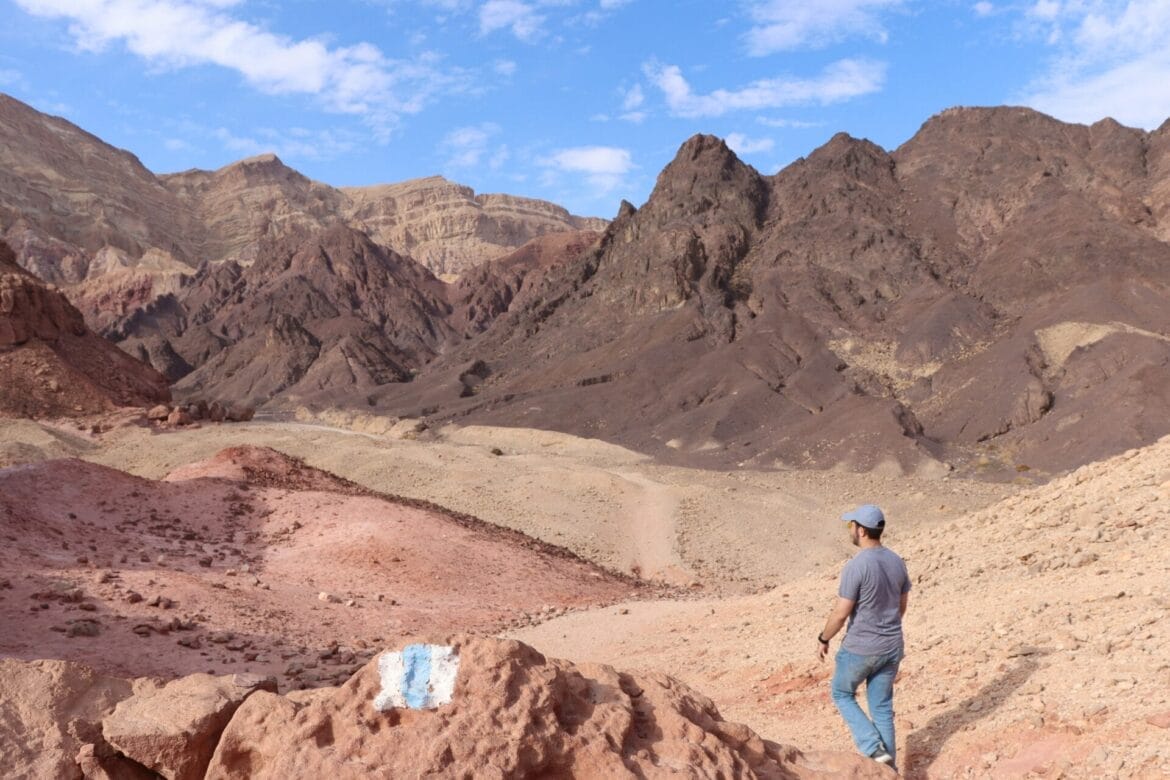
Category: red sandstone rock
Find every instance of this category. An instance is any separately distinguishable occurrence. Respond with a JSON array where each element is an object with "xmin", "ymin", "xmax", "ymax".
[
  {"xmin": 146, "ymin": 404, "xmax": 170, "ymax": 421},
  {"xmin": 102, "ymin": 672, "xmax": 276, "ymax": 780},
  {"xmin": 165, "ymin": 408, "xmax": 192, "ymax": 426},
  {"xmin": 0, "ymin": 658, "xmax": 136, "ymax": 779},
  {"xmin": 206, "ymin": 636, "xmax": 889, "ymax": 779},
  {"xmin": 1146, "ymin": 710, "xmax": 1170, "ymax": 729}
]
